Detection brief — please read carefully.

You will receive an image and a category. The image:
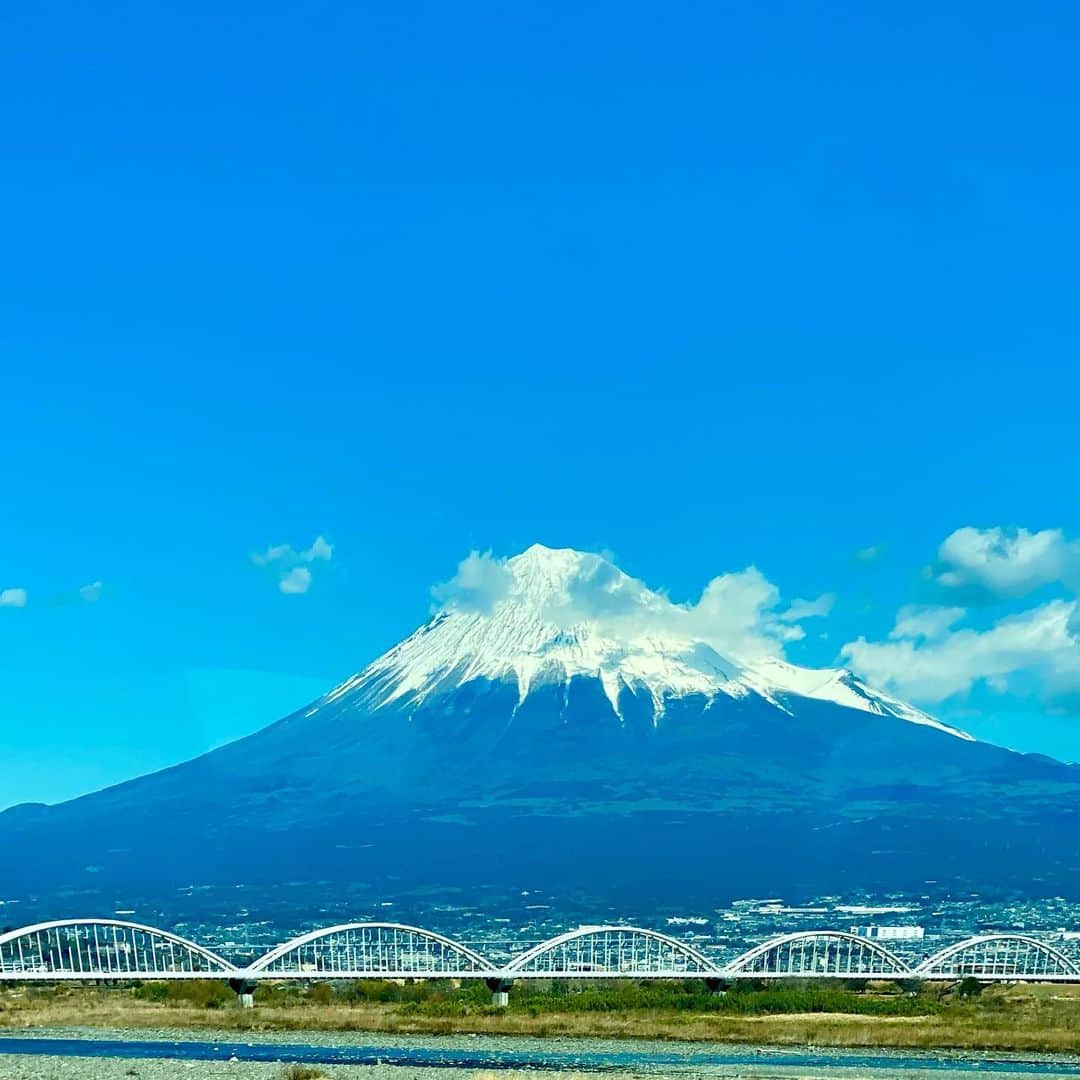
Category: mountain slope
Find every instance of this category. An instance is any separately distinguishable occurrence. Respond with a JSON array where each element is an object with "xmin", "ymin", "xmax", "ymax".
[{"xmin": 3, "ymin": 544, "xmax": 1079, "ymax": 908}]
